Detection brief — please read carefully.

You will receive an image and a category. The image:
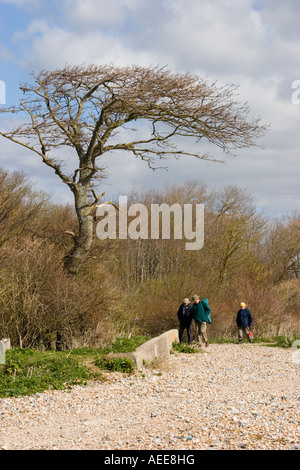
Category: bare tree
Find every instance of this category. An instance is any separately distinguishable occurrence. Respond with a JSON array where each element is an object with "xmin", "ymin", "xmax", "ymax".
[
  {"xmin": 0, "ymin": 64, "xmax": 268, "ymax": 274},
  {"xmin": 265, "ymin": 215, "xmax": 300, "ymax": 281},
  {"xmin": 204, "ymin": 186, "xmax": 266, "ymax": 285}
]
